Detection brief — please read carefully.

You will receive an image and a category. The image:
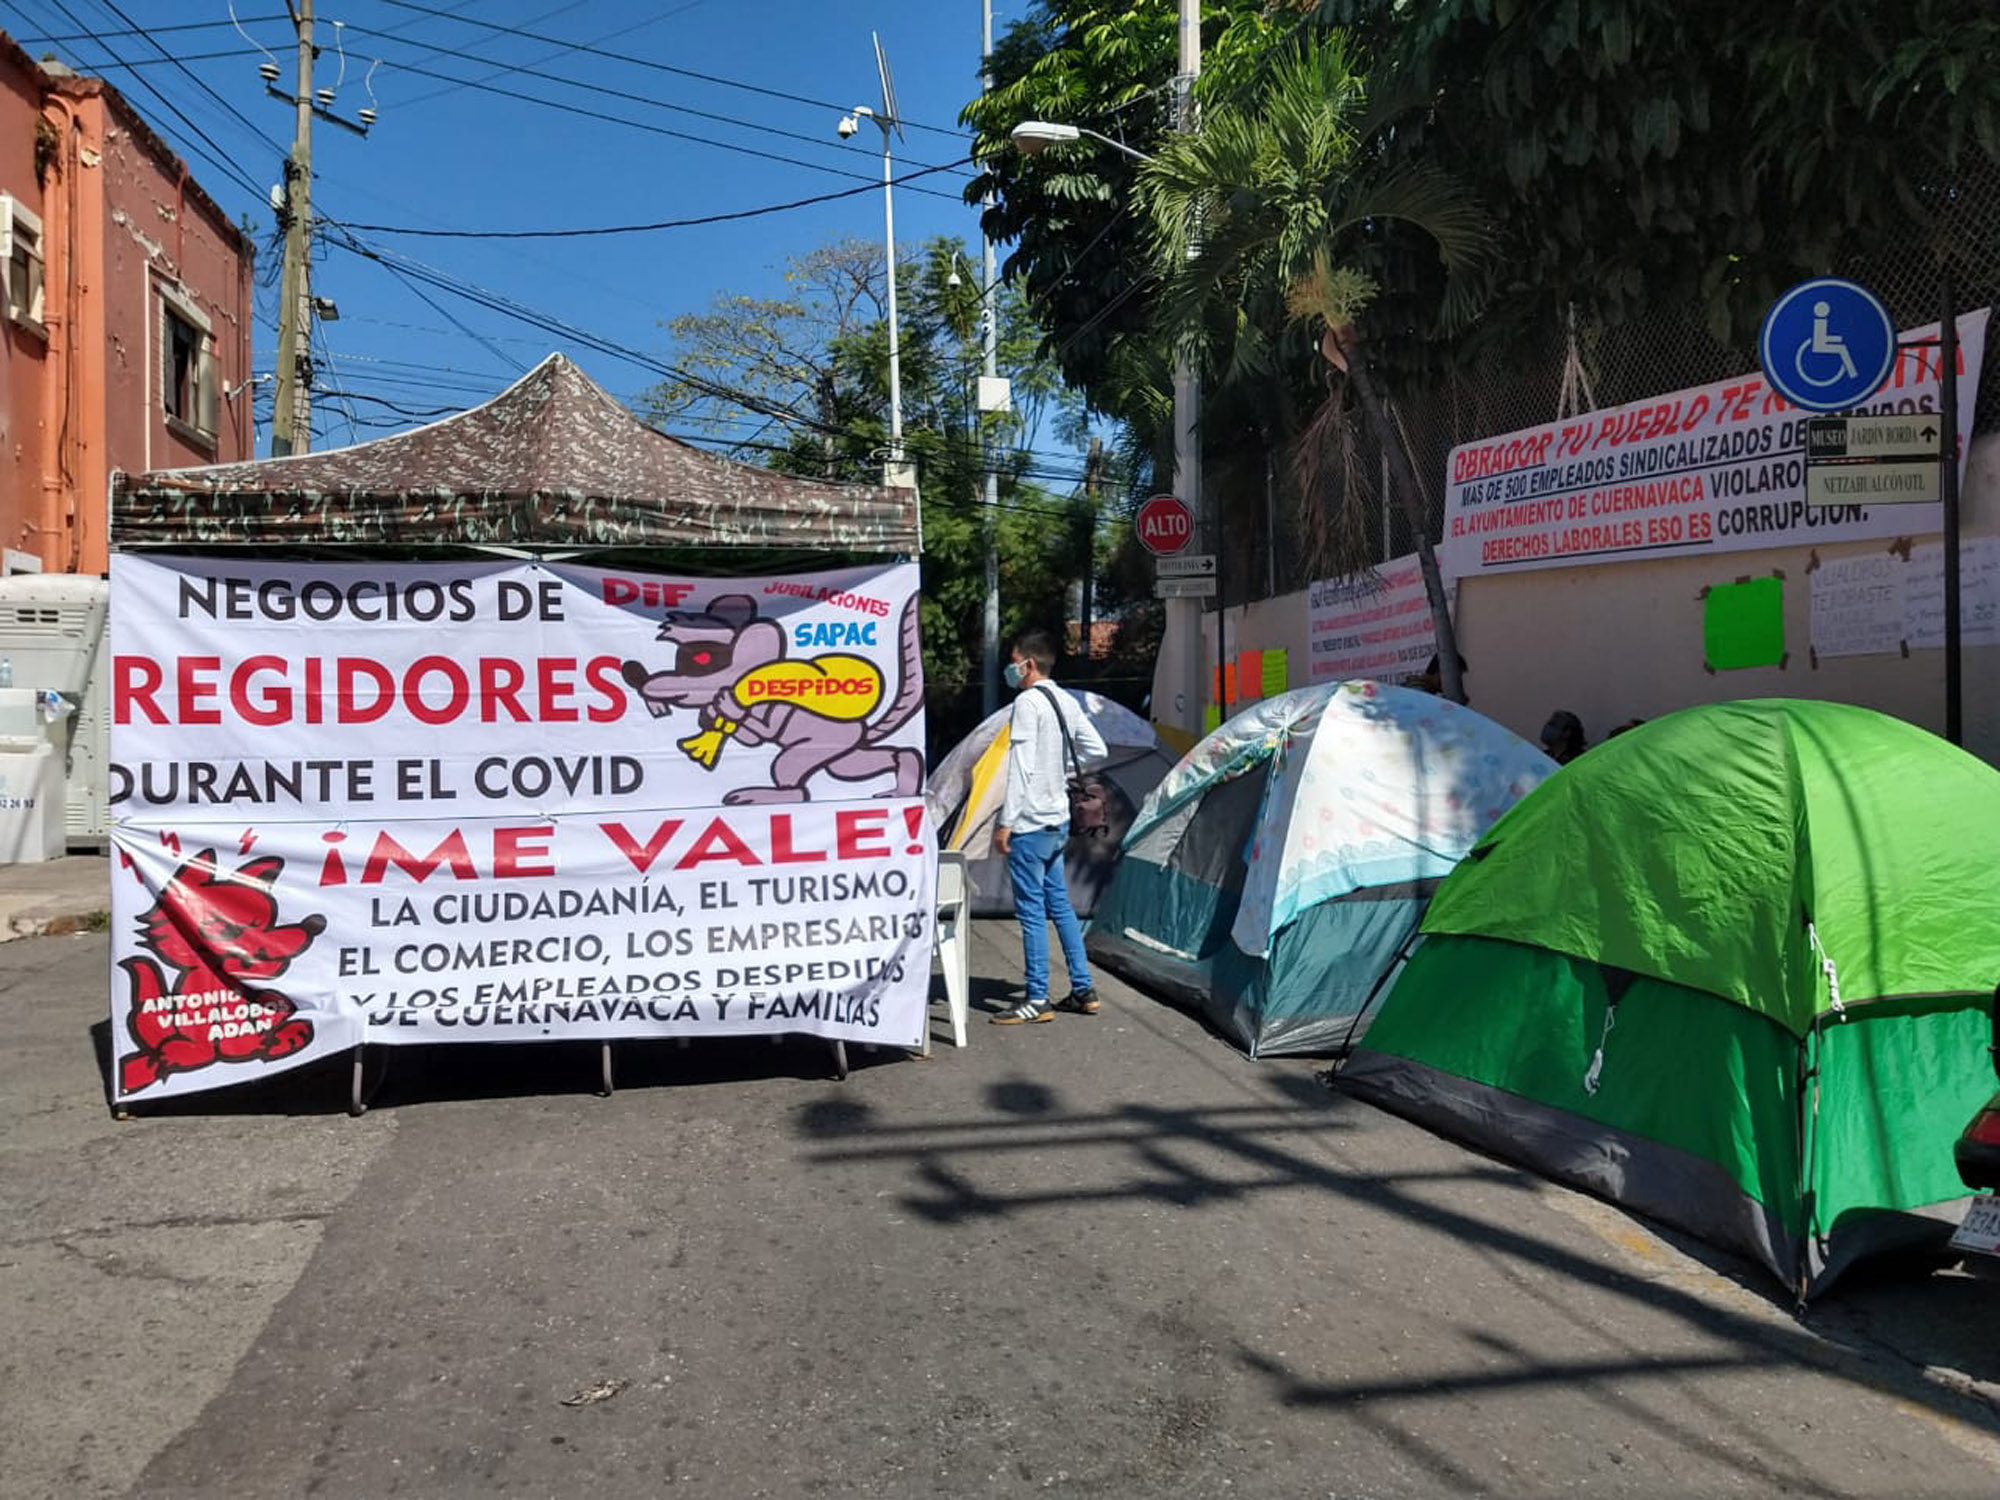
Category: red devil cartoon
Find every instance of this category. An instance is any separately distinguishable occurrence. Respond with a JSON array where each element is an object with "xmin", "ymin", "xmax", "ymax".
[{"xmin": 118, "ymin": 850, "xmax": 325, "ymax": 1095}]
